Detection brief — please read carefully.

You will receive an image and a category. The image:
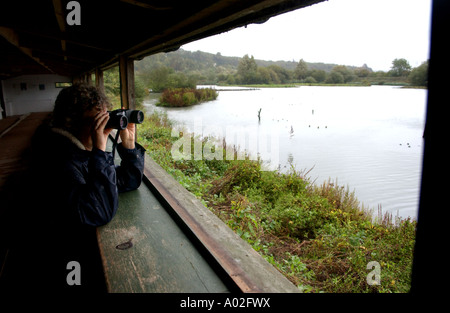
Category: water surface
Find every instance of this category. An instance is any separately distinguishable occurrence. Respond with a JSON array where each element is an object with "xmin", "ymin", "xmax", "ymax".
[{"xmin": 144, "ymin": 86, "xmax": 426, "ymax": 220}]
